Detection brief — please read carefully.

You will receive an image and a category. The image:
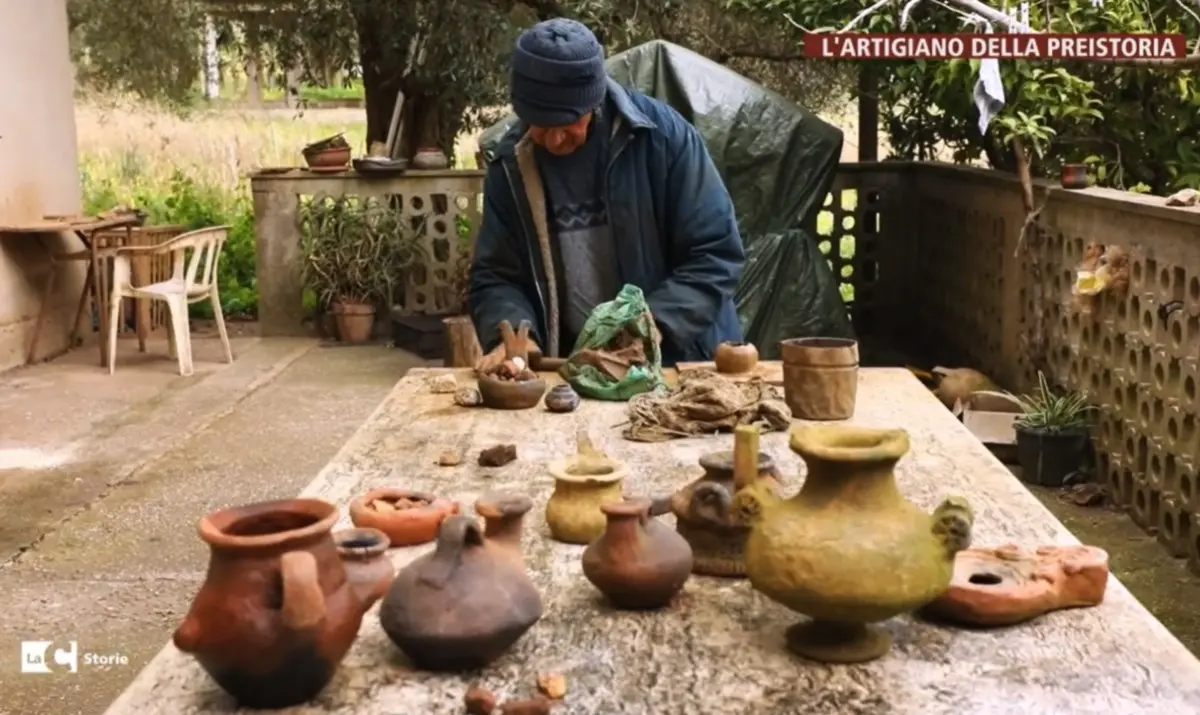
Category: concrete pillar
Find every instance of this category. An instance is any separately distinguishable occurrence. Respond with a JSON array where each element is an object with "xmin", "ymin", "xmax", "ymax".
[
  {"xmin": 203, "ymin": 14, "xmax": 220, "ymax": 100},
  {"xmin": 0, "ymin": 0, "xmax": 86, "ymax": 371}
]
